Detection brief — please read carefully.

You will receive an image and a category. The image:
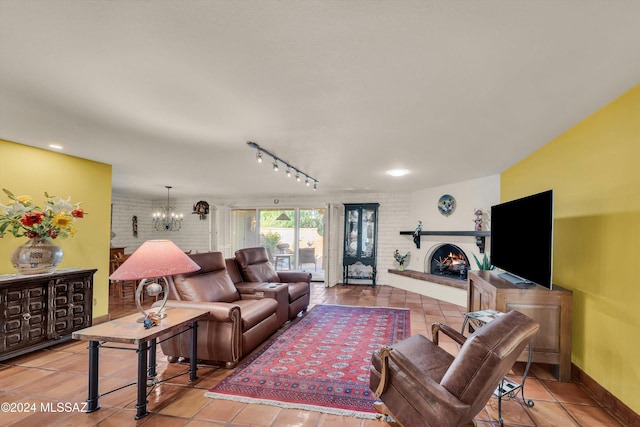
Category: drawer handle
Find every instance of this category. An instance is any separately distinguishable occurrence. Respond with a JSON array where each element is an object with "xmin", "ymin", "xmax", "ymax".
[{"xmin": 23, "ymin": 313, "xmax": 32, "ymax": 321}]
